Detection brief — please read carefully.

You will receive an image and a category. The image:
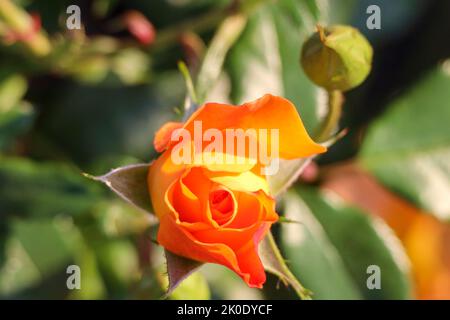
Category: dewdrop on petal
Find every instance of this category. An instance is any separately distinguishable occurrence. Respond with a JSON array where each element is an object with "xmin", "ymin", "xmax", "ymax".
[{"xmin": 301, "ymin": 25, "xmax": 373, "ymax": 92}]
